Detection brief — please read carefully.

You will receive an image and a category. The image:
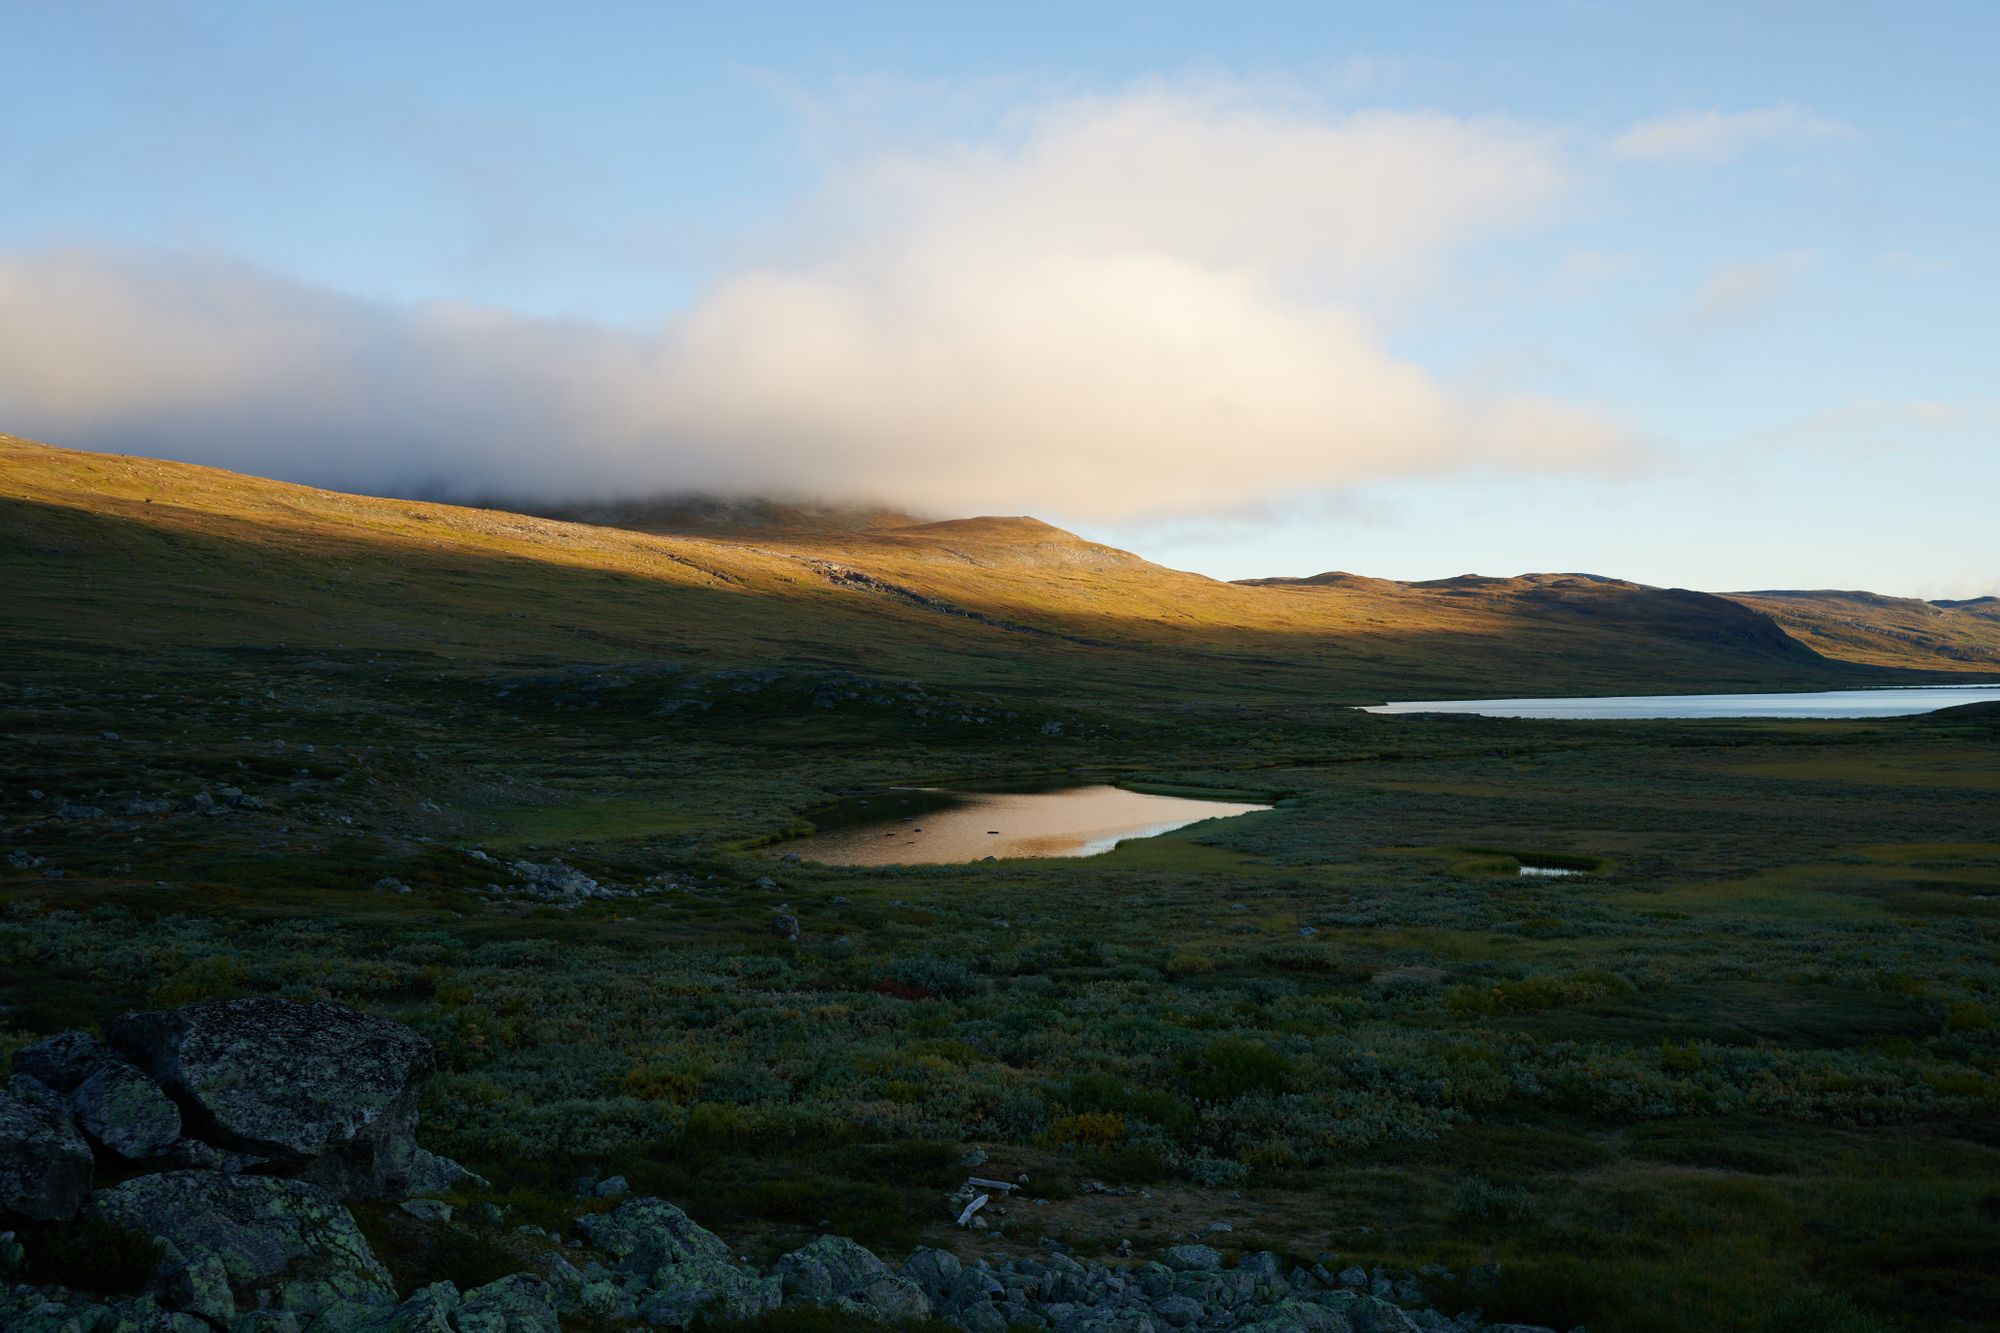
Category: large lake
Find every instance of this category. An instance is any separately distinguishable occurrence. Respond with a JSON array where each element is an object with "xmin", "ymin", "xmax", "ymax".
[
  {"xmin": 784, "ymin": 784, "xmax": 1269, "ymax": 865},
  {"xmin": 1361, "ymin": 685, "xmax": 2000, "ymax": 720}
]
